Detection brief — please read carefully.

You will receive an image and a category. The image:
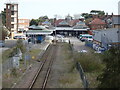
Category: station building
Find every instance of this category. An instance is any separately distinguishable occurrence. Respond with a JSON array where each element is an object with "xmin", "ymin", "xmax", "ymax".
[
  {"xmin": 54, "ymin": 20, "xmax": 89, "ymax": 36},
  {"xmin": 26, "ymin": 25, "xmax": 53, "ymax": 43}
]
